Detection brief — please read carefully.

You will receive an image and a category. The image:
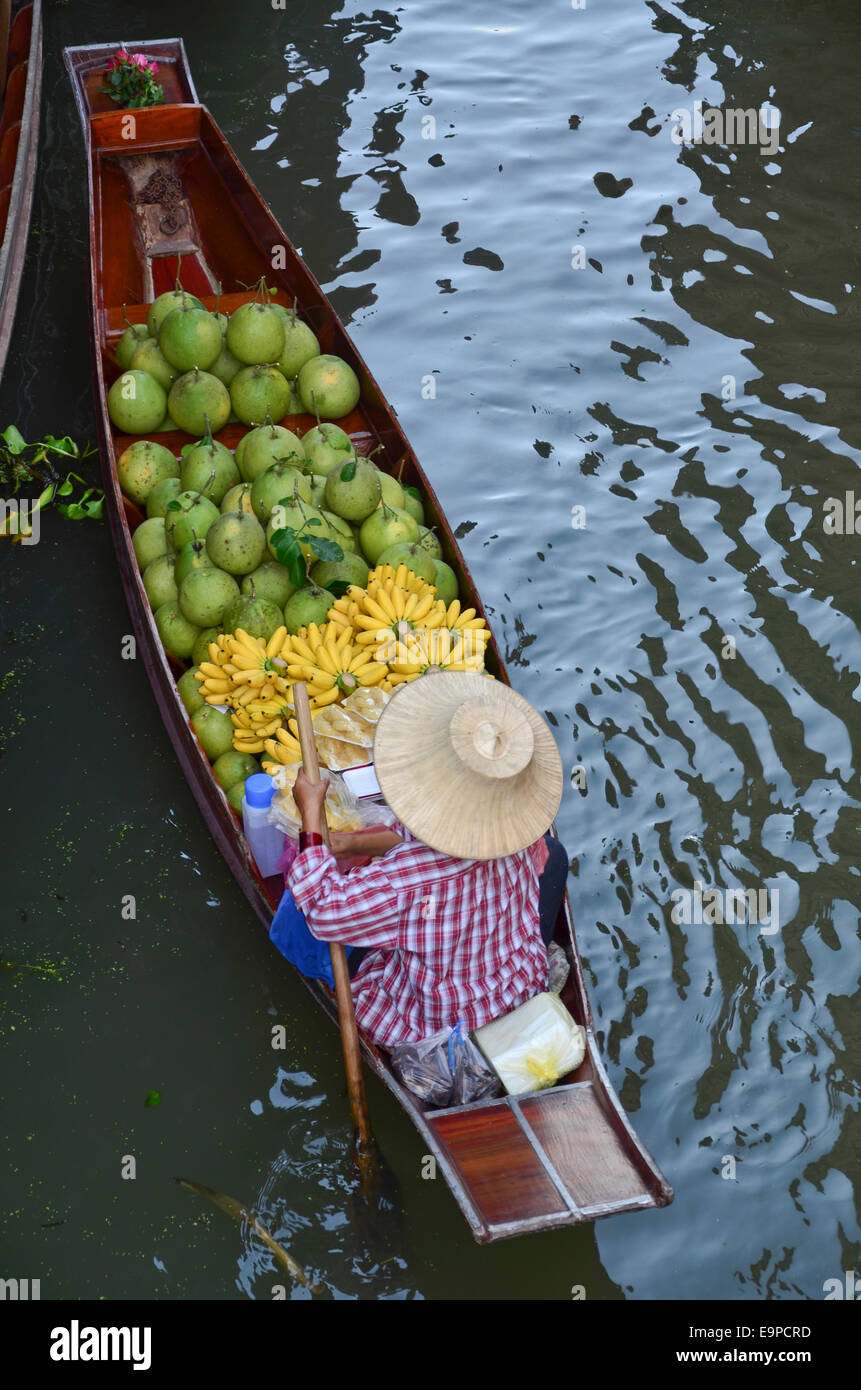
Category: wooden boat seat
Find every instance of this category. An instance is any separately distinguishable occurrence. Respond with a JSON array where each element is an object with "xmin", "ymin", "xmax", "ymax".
[
  {"xmin": 426, "ymin": 1078, "xmax": 656, "ymax": 1239},
  {"xmin": 8, "ymin": 6, "xmax": 33, "ymax": 72},
  {"xmin": 0, "ymin": 121, "xmax": 21, "ymax": 186},
  {"xmin": 0, "ymin": 62, "xmax": 28, "ymax": 143}
]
